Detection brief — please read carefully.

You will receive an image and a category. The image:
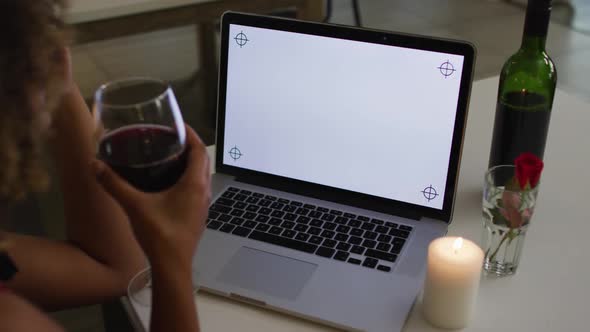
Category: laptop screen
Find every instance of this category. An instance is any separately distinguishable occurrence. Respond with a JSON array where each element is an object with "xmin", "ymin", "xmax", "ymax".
[{"xmin": 222, "ymin": 23, "xmax": 465, "ymax": 211}]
